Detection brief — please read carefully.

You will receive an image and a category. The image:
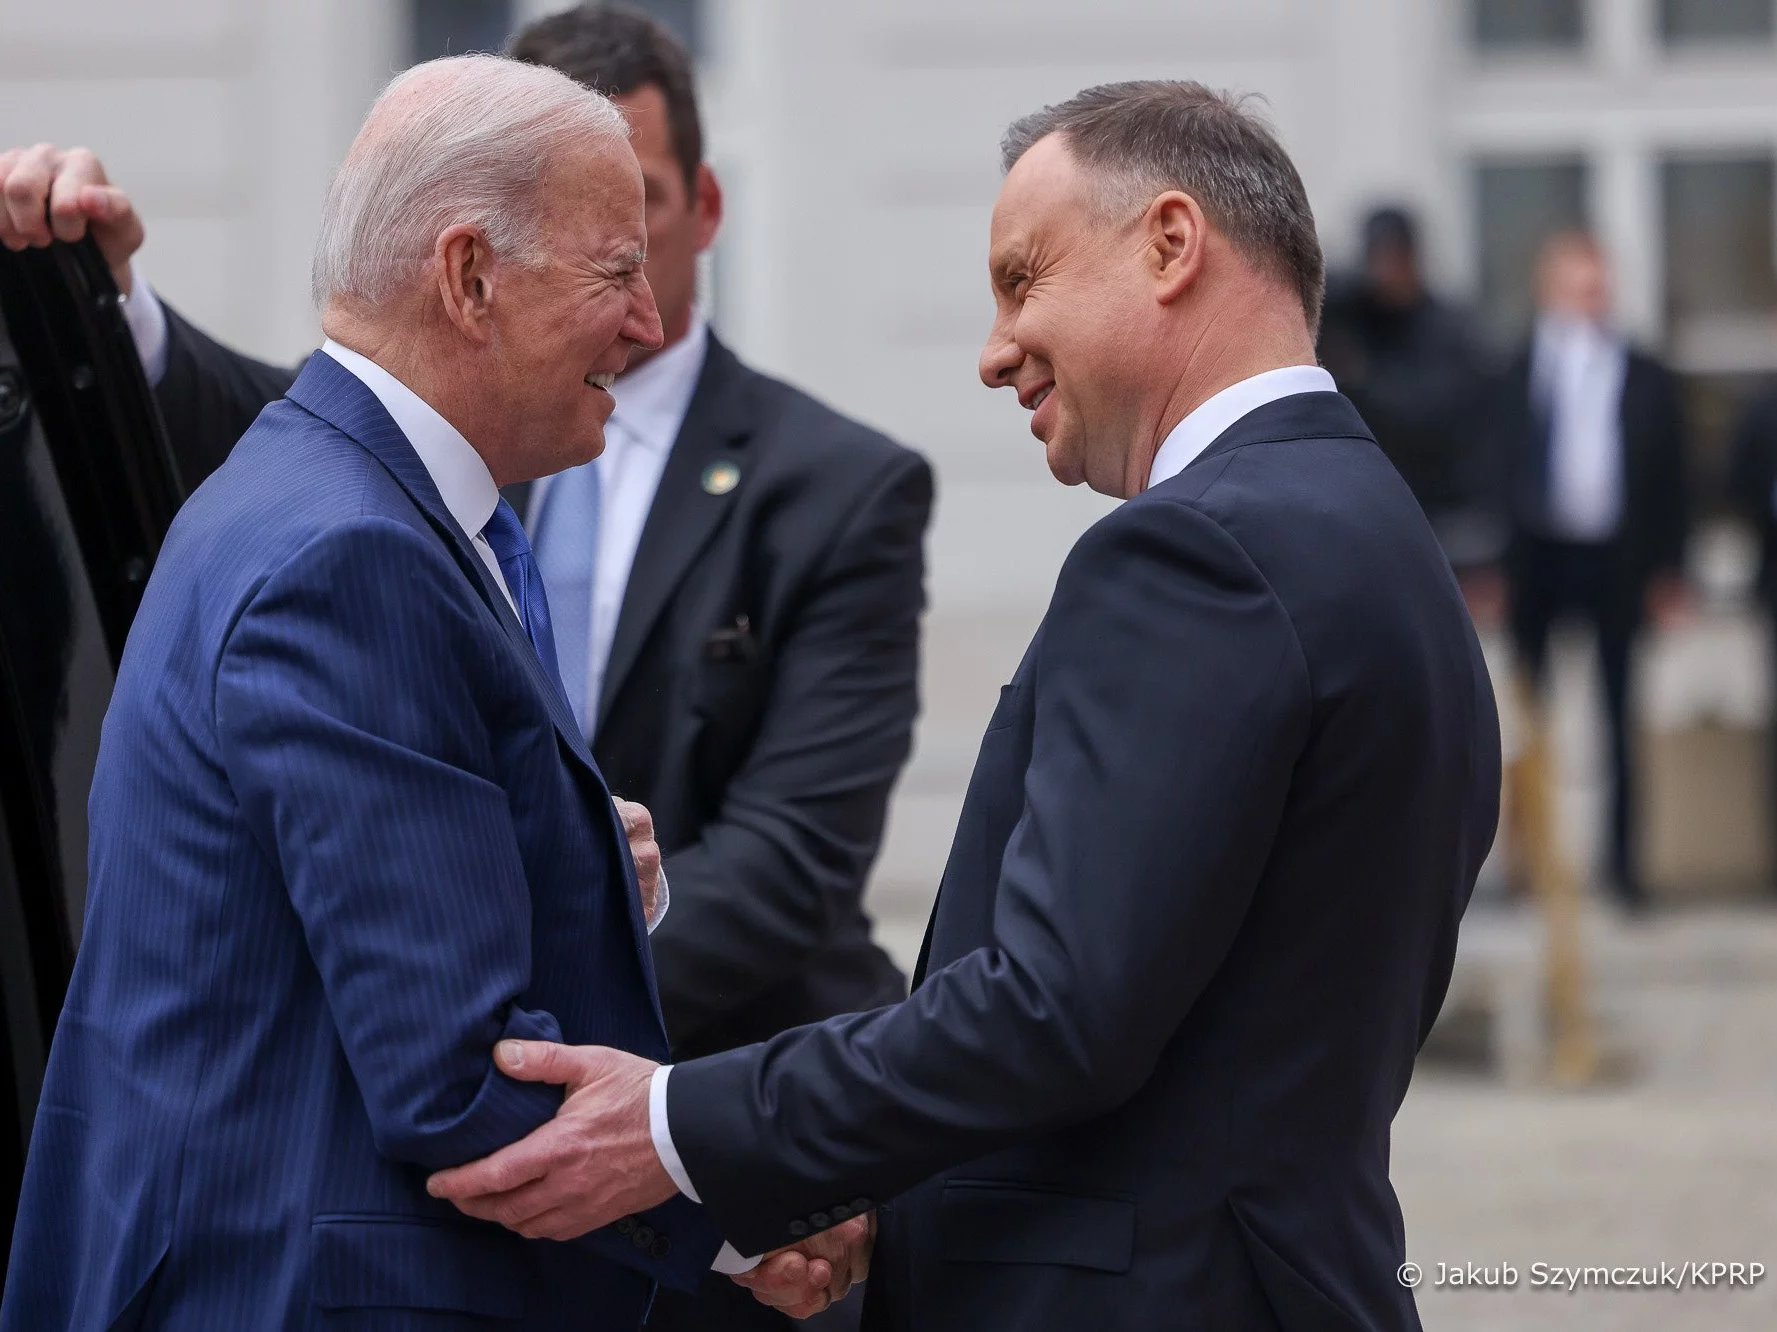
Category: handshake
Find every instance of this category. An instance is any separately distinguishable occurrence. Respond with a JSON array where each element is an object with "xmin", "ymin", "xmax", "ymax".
[
  {"xmin": 413, "ymin": 803, "xmax": 872, "ymax": 1318},
  {"xmin": 427, "ymin": 1037, "xmax": 874, "ymax": 1320}
]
